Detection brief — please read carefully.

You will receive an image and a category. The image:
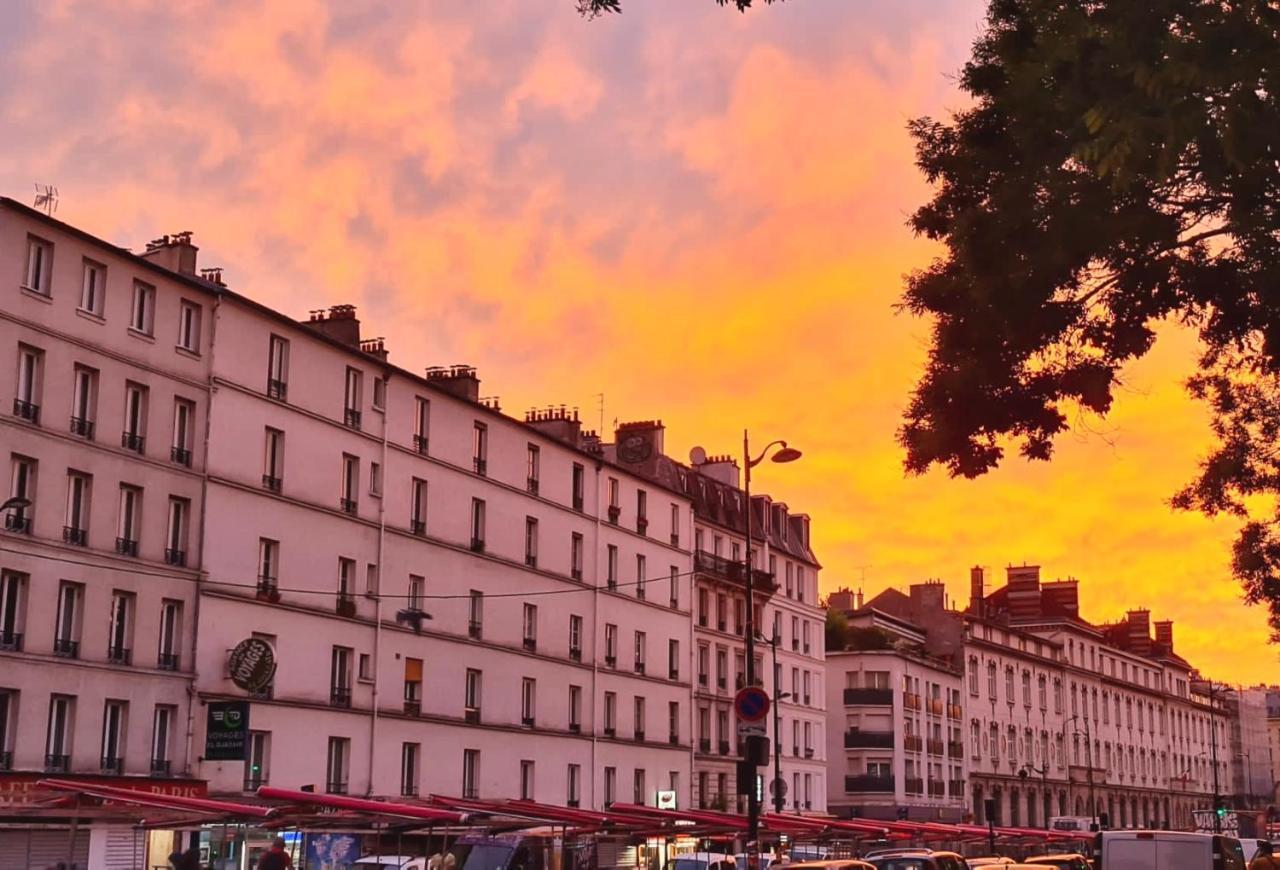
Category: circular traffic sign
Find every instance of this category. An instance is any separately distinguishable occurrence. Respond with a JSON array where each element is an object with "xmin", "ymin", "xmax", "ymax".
[
  {"xmin": 770, "ymin": 778, "xmax": 788, "ymax": 798},
  {"xmin": 735, "ymin": 686, "xmax": 771, "ymax": 722}
]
